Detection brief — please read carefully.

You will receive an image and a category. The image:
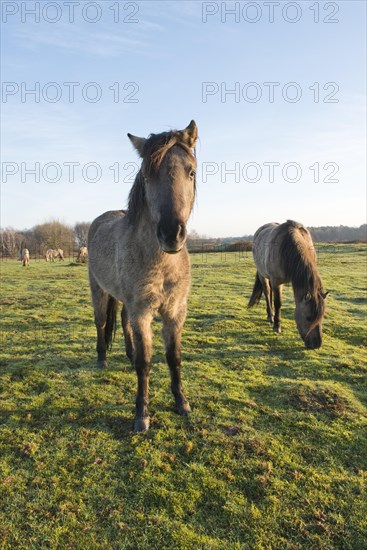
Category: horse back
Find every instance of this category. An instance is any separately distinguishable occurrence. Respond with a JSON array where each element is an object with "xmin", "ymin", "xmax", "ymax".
[
  {"xmin": 253, "ymin": 220, "xmax": 316, "ymax": 284},
  {"xmin": 88, "ymin": 210, "xmax": 127, "ymax": 244}
]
